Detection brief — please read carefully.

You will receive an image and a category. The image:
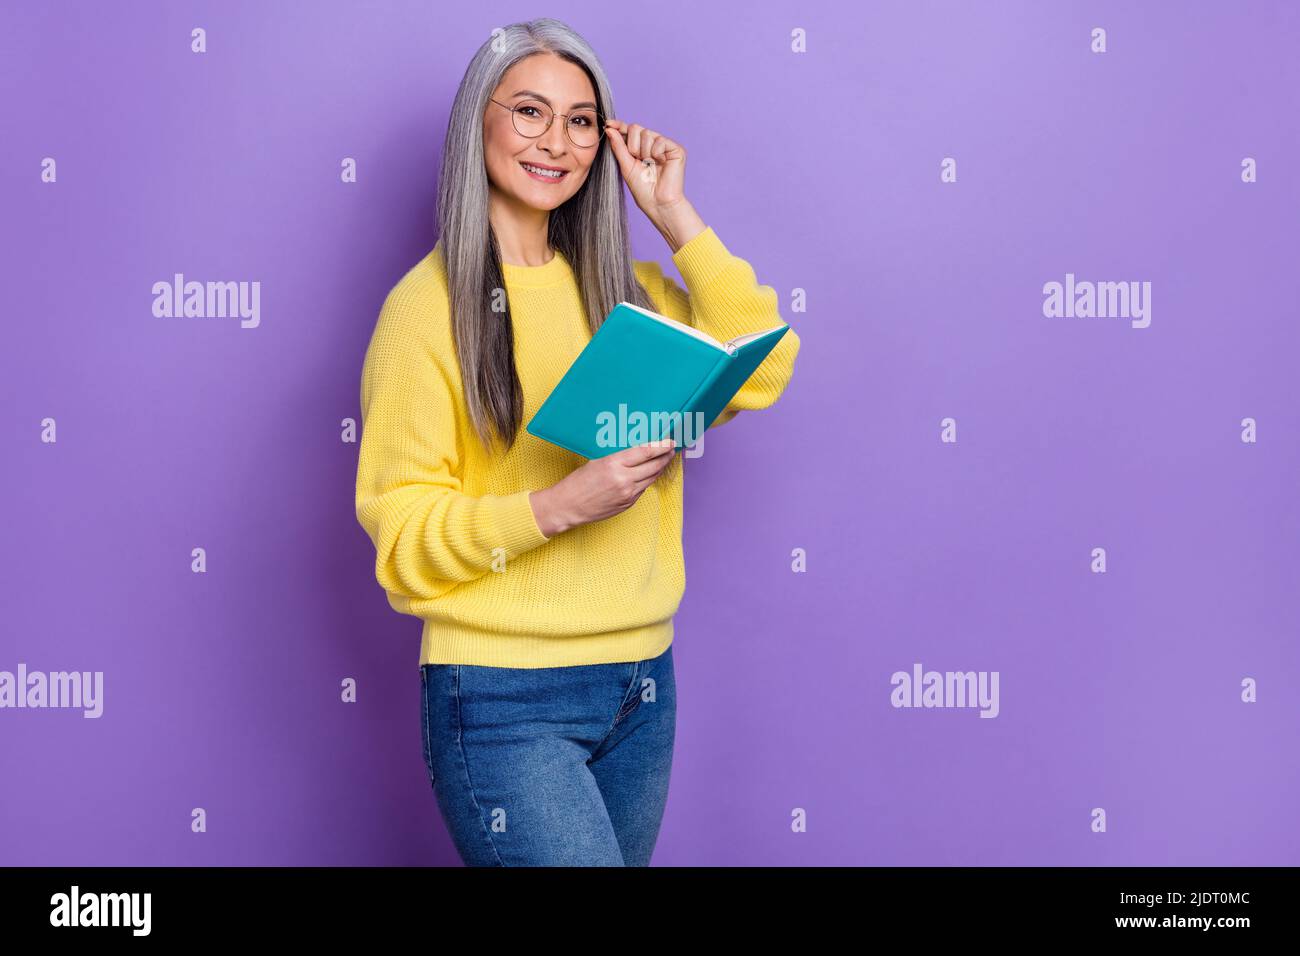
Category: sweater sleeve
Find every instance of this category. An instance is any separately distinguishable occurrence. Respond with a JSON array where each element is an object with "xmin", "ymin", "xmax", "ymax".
[
  {"xmin": 354, "ymin": 289, "xmax": 551, "ymax": 611},
  {"xmin": 651, "ymin": 226, "xmax": 800, "ymax": 428}
]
